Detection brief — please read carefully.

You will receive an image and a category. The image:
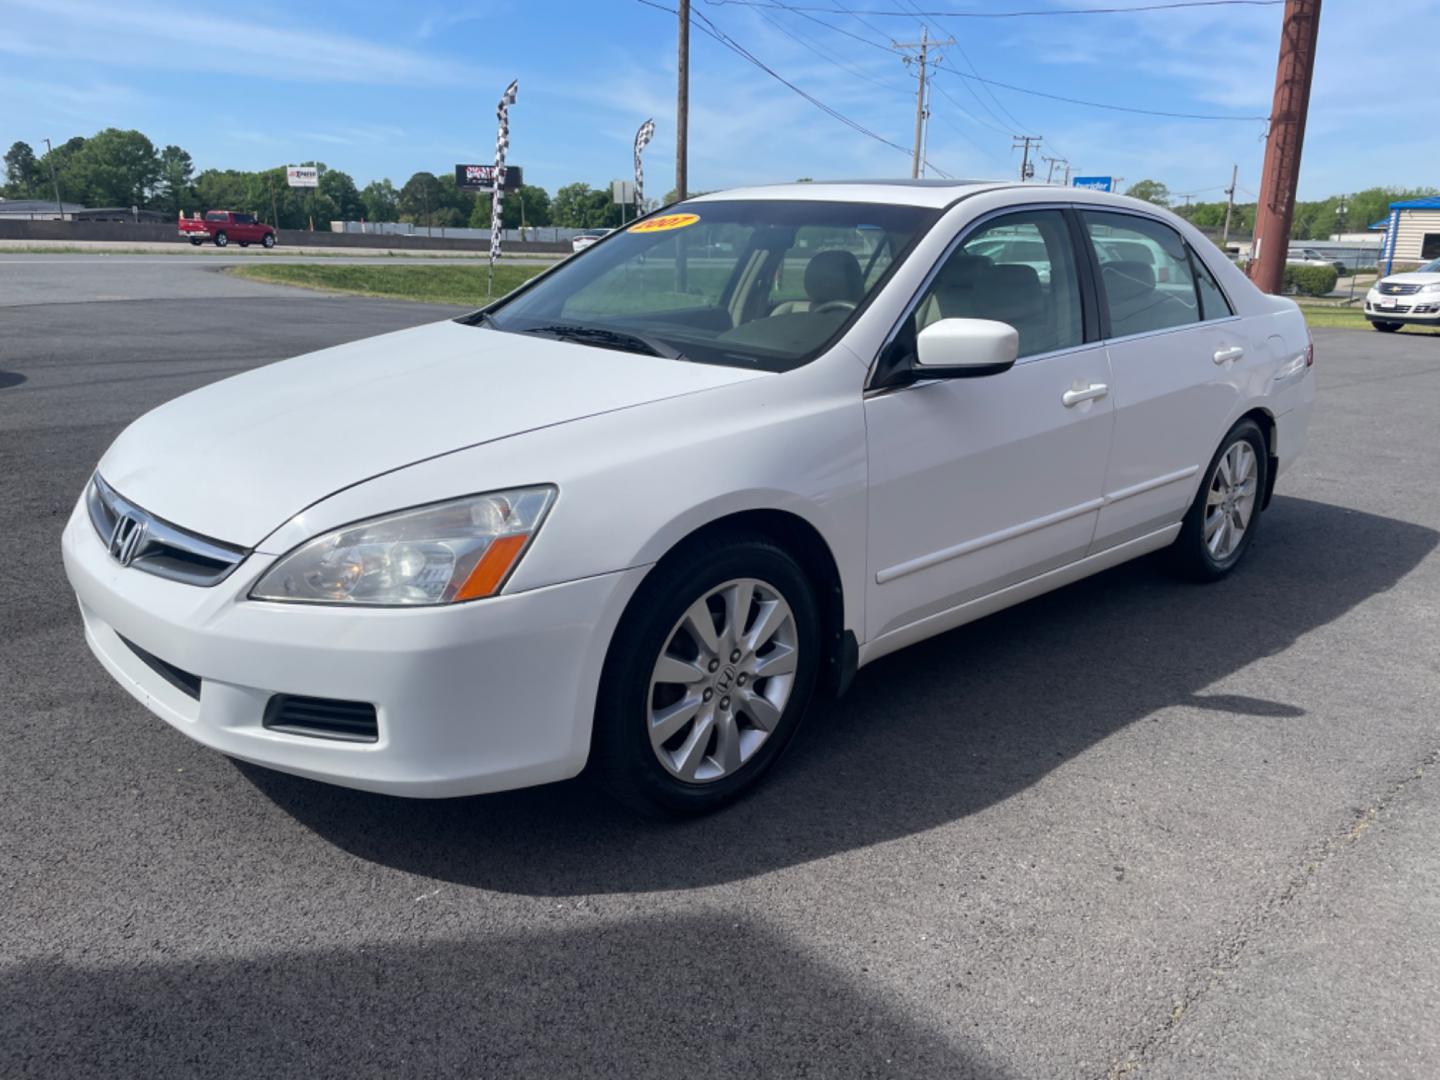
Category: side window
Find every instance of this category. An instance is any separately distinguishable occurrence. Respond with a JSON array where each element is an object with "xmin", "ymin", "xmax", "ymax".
[
  {"xmin": 1188, "ymin": 245, "xmax": 1234, "ymax": 320},
  {"xmin": 913, "ymin": 209, "xmax": 1084, "ymax": 359},
  {"xmin": 1082, "ymin": 211, "xmax": 1200, "ymax": 337}
]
